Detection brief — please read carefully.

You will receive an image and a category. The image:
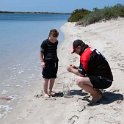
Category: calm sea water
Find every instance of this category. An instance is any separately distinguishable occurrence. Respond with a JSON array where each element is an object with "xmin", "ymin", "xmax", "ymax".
[{"xmin": 0, "ymin": 13, "xmax": 70, "ymax": 119}]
